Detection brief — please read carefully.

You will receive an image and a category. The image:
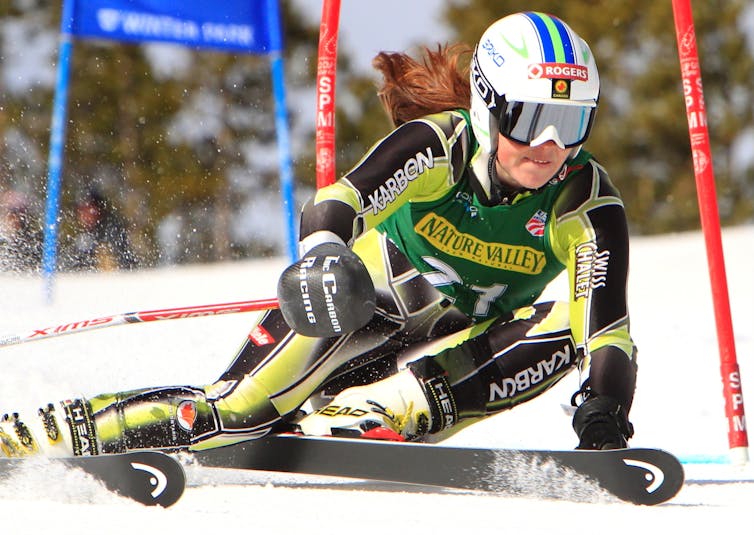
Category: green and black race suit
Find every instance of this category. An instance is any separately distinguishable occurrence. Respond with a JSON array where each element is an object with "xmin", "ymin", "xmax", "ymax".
[
  {"xmin": 20, "ymin": 110, "xmax": 637, "ymax": 455},
  {"xmin": 301, "ymin": 110, "xmax": 635, "ymax": 366}
]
